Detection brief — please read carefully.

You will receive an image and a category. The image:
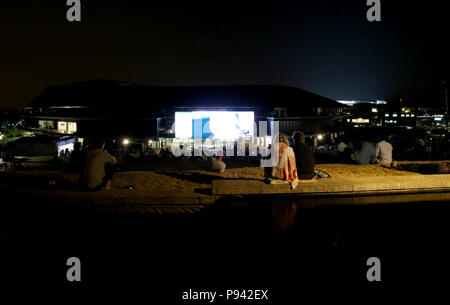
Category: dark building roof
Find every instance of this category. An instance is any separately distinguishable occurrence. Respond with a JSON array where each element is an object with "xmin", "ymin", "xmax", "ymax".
[{"xmin": 29, "ymin": 80, "xmax": 342, "ymax": 117}]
